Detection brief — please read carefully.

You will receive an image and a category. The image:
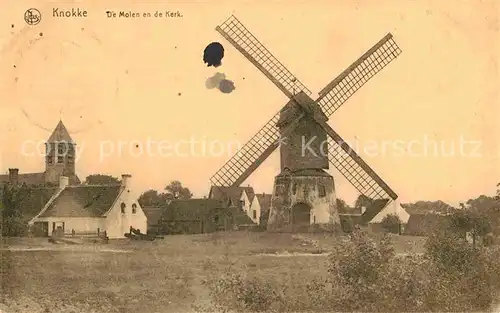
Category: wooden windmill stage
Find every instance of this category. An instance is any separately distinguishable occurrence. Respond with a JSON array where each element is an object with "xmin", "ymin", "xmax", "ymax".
[{"xmin": 210, "ymin": 15, "xmax": 402, "ymax": 232}]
